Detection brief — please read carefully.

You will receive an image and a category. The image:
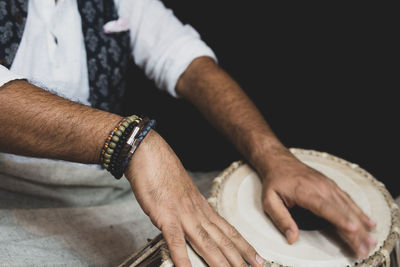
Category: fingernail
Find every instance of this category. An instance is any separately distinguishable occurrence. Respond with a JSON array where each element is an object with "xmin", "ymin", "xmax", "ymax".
[
  {"xmin": 256, "ymin": 254, "xmax": 265, "ymax": 265},
  {"xmin": 358, "ymin": 243, "xmax": 368, "ymax": 258},
  {"xmin": 285, "ymin": 229, "xmax": 295, "ymax": 243}
]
